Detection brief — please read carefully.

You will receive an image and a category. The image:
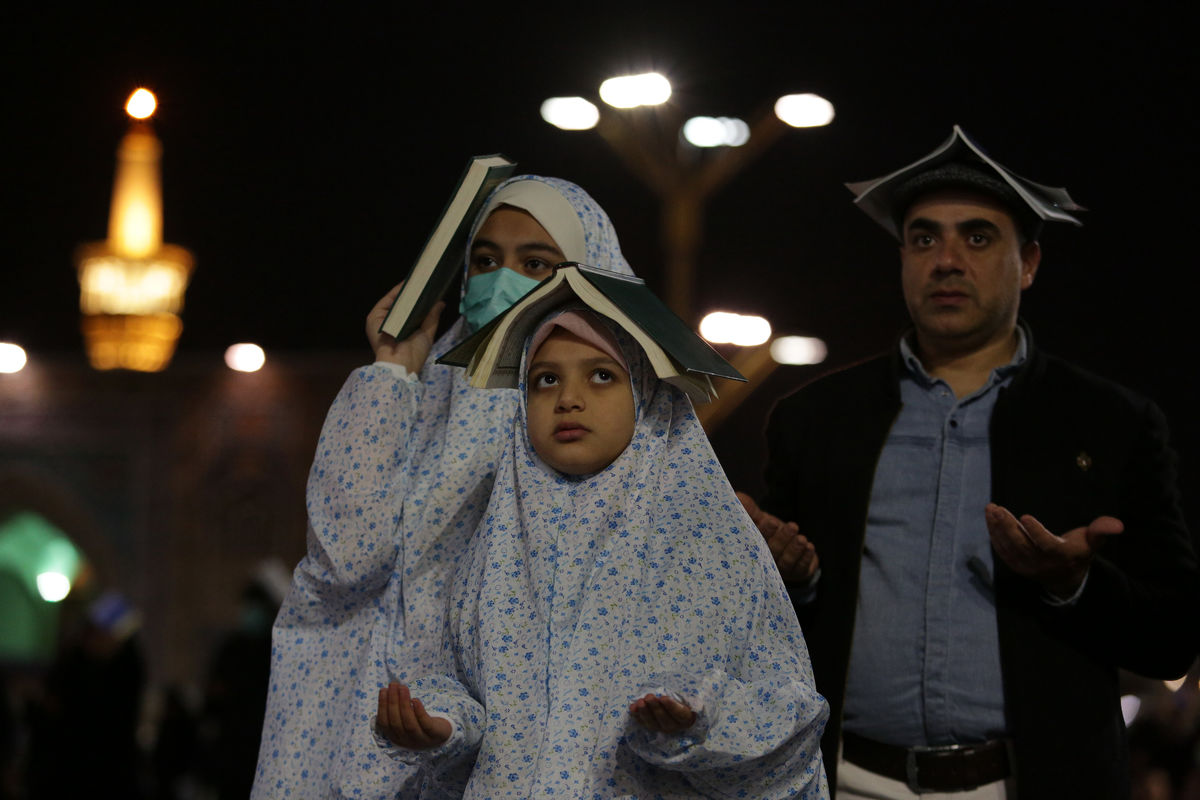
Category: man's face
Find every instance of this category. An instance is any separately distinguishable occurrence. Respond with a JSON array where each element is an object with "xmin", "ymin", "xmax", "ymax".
[
  {"xmin": 468, "ymin": 206, "xmax": 565, "ymax": 280},
  {"xmin": 900, "ymin": 189, "xmax": 1041, "ymax": 355},
  {"xmin": 526, "ymin": 329, "xmax": 635, "ymax": 476}
]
